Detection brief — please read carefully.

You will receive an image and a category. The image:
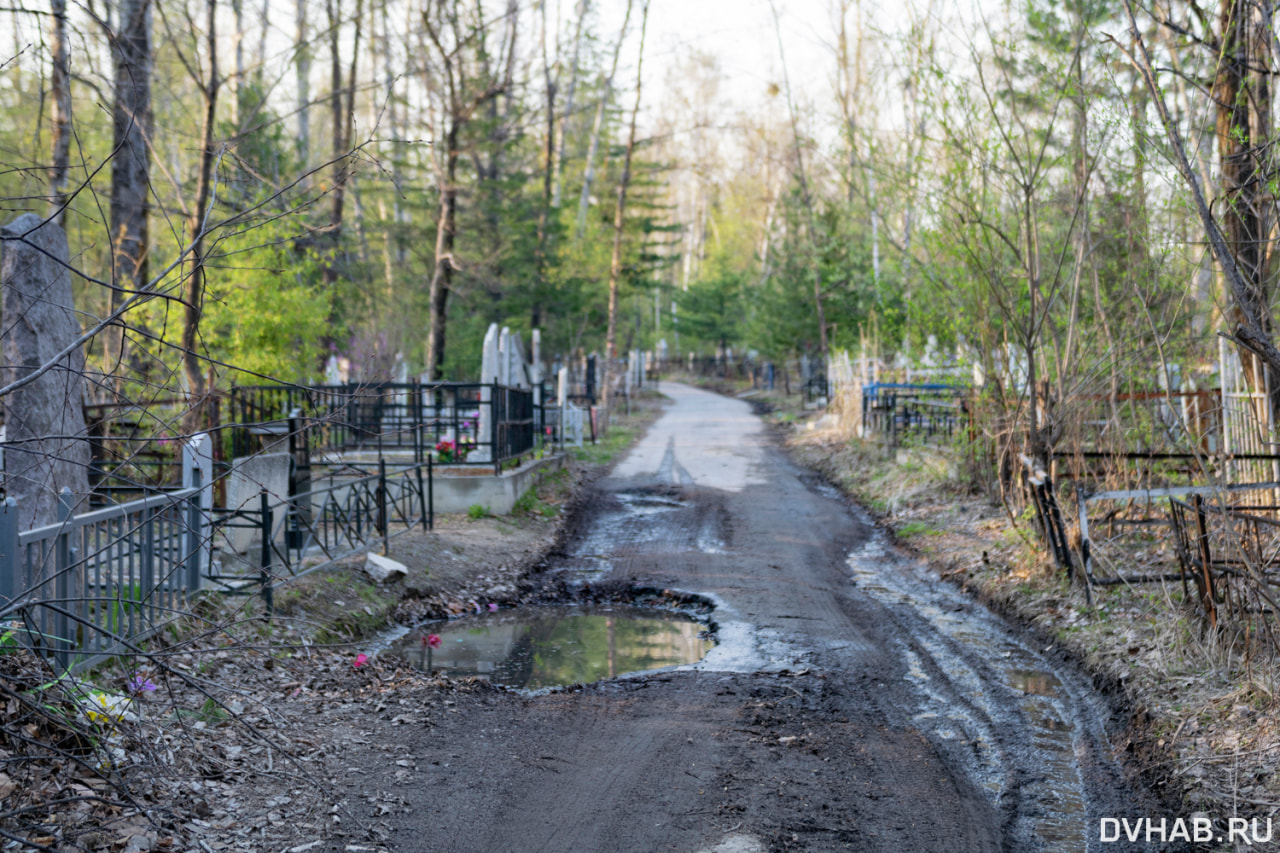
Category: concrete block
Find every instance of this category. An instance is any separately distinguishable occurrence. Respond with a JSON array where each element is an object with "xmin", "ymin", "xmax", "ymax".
[
  {"xmin": 432, "ymin": 454, "xmax": 565, "ymax": 515},
  {"xmin": 365, "ymin": 552, "xmax": 408, "ymax": 583},
  {"xmin": 224, "ymin": 453, "xmax": 290, "ymax": 554}
]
